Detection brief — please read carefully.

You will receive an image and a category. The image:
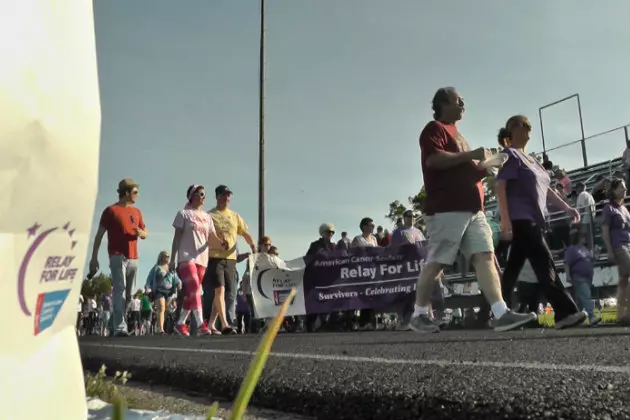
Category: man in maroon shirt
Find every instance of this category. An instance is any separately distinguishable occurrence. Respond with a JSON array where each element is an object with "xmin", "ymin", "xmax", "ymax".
[
  {"xmin": 409, "ymin": 87, "xmax": 536, "ymax": 333},
  {"xmin": 89, "ymin": 178, "xmax": 147, "ymax": 337}
]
